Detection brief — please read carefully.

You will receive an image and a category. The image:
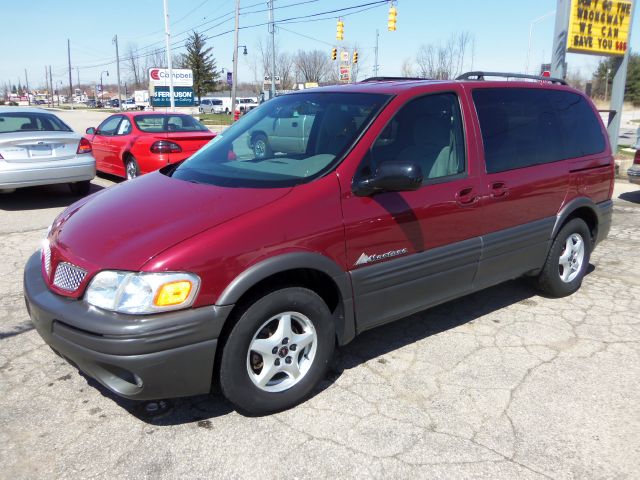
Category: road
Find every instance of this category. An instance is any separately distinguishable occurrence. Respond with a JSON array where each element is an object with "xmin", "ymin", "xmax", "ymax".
[{"xmin": 1, "ymin": 176, "xmax": 639, "ymax": 479}]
